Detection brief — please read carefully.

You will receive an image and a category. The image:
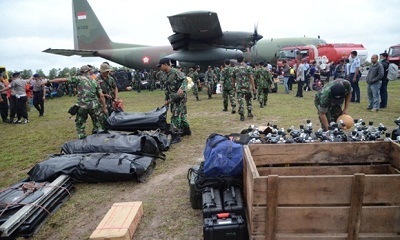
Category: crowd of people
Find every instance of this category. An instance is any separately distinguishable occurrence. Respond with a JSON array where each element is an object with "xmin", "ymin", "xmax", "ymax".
[{"xmin": 1, "ymin": 50, "xmax": 394, "ymax": 138}]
